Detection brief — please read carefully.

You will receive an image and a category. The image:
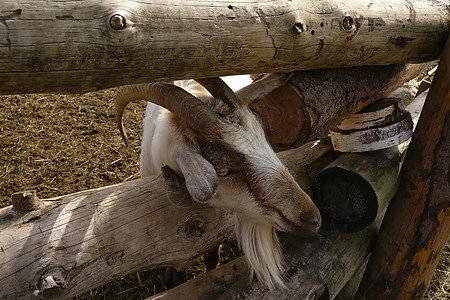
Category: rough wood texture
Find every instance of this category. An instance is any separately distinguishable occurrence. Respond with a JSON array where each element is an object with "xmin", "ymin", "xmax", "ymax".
[
  {"xmin": 290, "ymin": 62, "xmax": 434, "ymax": 140},
  {"xmin": 0, "ymin": 177, "xmax": 234, "ymax": 300},
  {"xmin": 317, "ymin": 148, "xmax": 402, "ymax": 232},
  {"xmin": 0, "ymin": 141, "xmax": 334, "ymax": 300},
  {"xmin": 148, "ymin": 223, "xmax": 378, "ymax": 300},
  {"xmin": 329, "ymin": 99, "xmax": 413, "ymax": 153},
  {"xmin": 0, "ymin": 0, "xmax": 448, "ymax": 94},
  {"xmin": 250, "ymin": 82, "xmax": 311, "ymax": 151},
  {"xmin": 316, "ymin": 85, "xmax": 432, "ymax": 232},
  {"xmin": 336, "ymin": 99, "xmax": 399, "ymax": 131},
  {"xmin": 356, "ymin": 35, "xmax": 450, "ymax": 299},
  {"xmin": 247, "ymin": 62, "xmax": 434, "ymax": 152},
  {"xmin": 147, "ymin": 256, "xmax": 251, "ymax": 300}
]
